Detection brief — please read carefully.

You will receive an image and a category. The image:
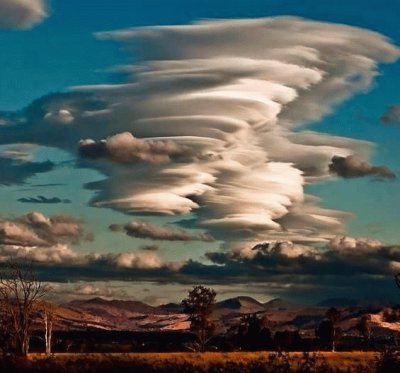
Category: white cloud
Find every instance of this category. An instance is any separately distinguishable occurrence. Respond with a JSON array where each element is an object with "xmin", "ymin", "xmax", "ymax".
[
  {"xmin": 0, "ymin": 0, "xmax": 48, "ymax": 29},
  {"xmin": 44, "ymin": 109, "xmax": 74, "ymax": 125},
  {"xmin": 110, "ymin": 251, "xmax": 163, "ymax": 269},
  {"xmin": 328, "ymin": 235, "xmax": 384, "ymax": 252},
  {"xmin": 0, "ymin": 243, "xmax": 79, "ymax": 264},
  {"xmin": 0, "ymin": 212, "xmax": 87, "ymax": 248}
]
